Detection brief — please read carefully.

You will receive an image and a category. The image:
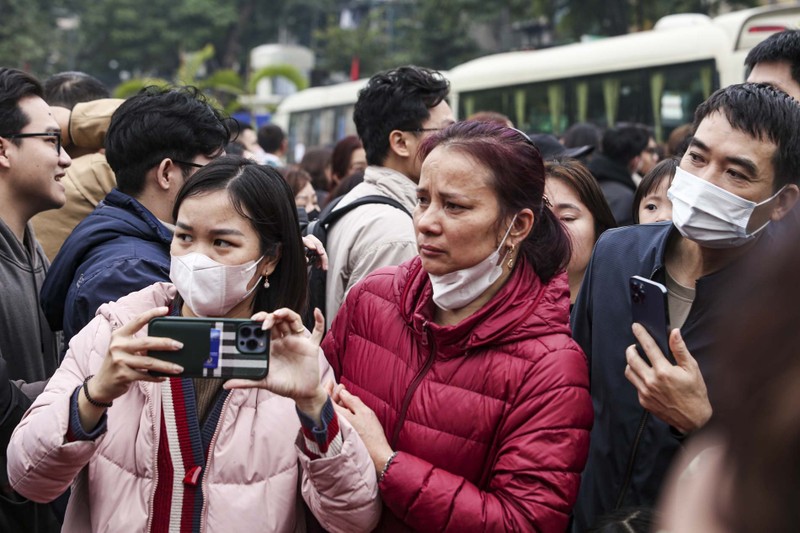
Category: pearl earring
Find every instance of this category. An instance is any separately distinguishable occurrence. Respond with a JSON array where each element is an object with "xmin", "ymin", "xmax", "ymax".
[{"xmin": 263, "ymin": 276, "xmax": 270, "ymax": 289}]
